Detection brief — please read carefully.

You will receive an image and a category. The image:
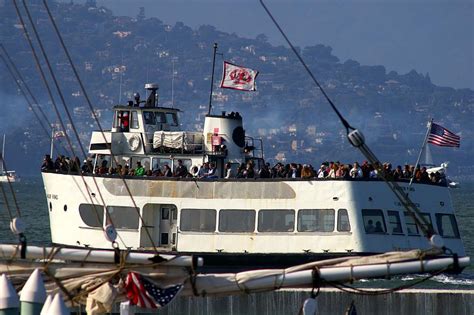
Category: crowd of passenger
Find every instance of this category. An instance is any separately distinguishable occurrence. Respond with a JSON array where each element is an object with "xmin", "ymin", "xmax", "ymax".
[{"xmin": 41, "ymin": 154, "xmax": 447, "ymax": 185}]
